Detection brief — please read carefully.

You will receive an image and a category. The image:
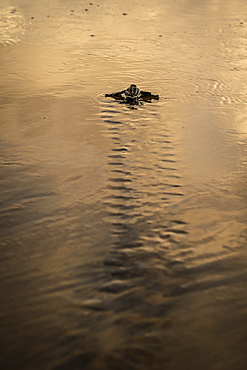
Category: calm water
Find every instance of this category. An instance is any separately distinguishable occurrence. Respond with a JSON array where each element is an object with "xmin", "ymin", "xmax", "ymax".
[{"xmin": 0, "ymin": 1, "xmax": 247, "ymax": 369}]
